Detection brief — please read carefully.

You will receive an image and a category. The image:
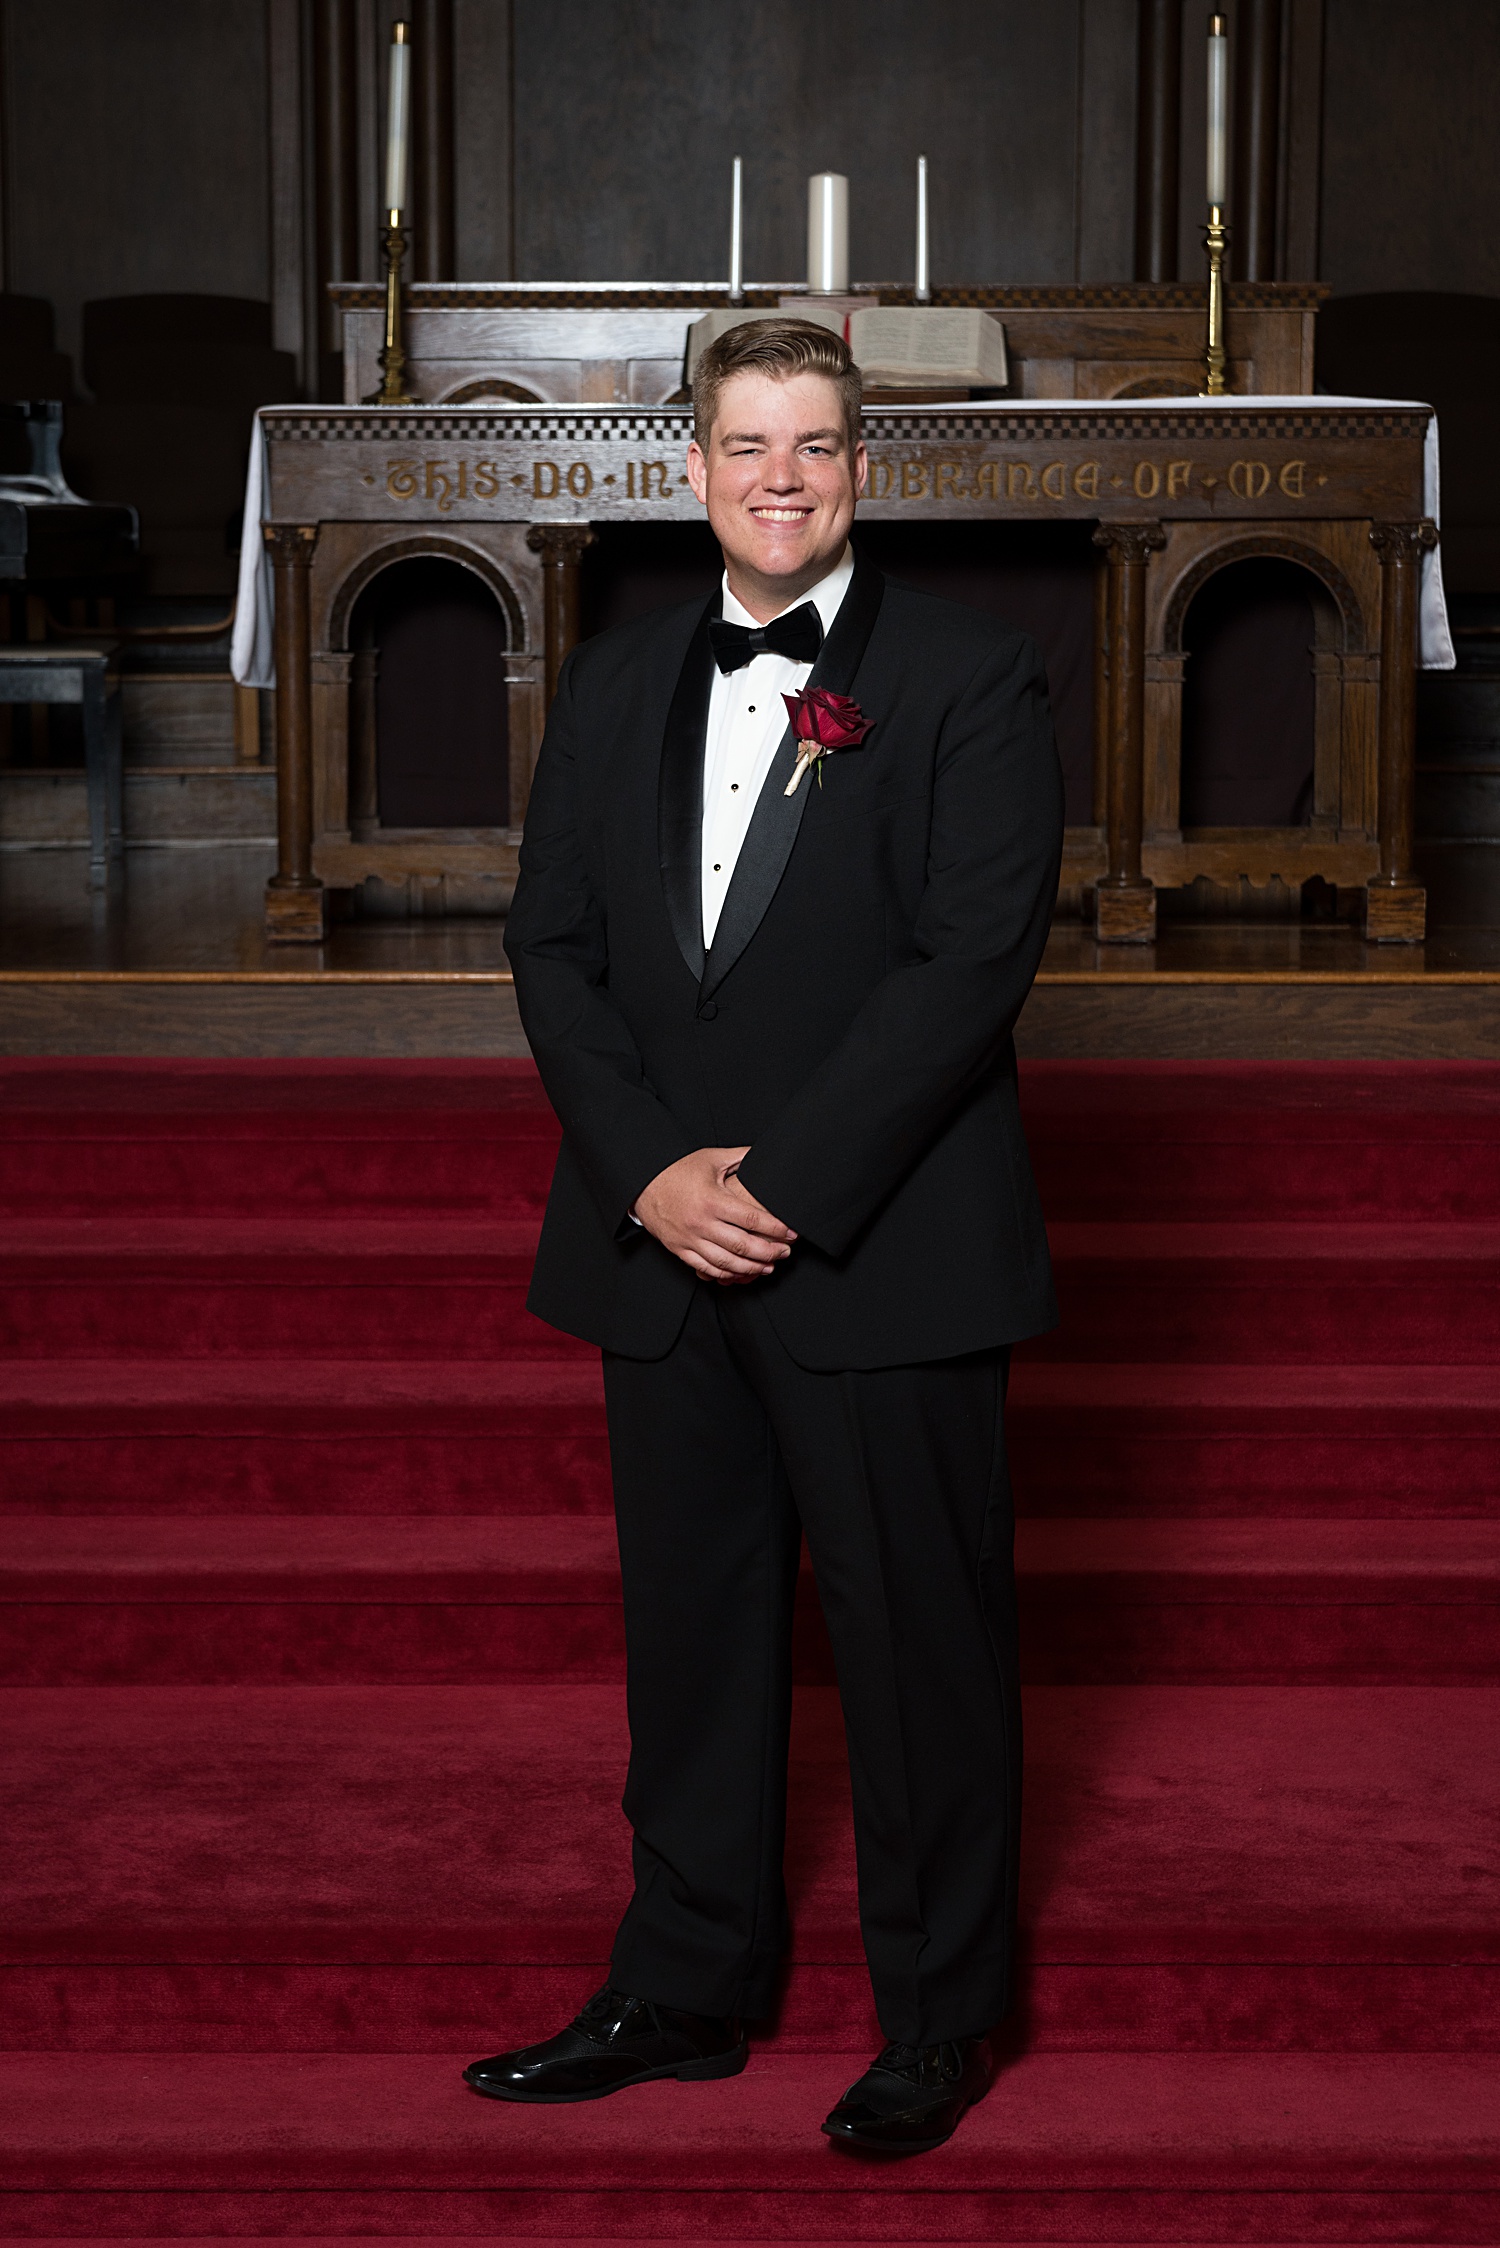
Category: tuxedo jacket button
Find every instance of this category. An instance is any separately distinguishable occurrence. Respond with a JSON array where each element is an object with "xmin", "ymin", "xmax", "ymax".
[{"xmin": 698, "ymin": 1000, "xmax": 719, "ymax": 1021}]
